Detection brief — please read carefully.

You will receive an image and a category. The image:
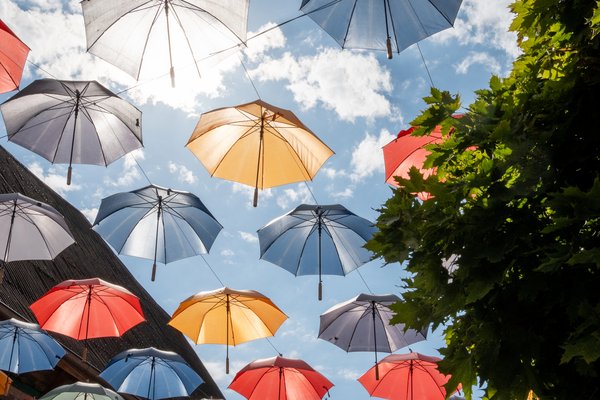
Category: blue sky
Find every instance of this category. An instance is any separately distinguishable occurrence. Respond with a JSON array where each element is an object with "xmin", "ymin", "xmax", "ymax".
[{"xmin": 1, "ymin": 1, "xmax": 518, "ymax": 398}]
